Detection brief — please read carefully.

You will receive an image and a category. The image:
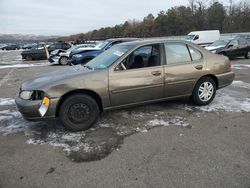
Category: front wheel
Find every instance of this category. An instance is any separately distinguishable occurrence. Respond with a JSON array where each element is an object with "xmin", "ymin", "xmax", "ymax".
[
  {"xmin": 192, "ymin": 77, "xmax": 216, "ymax": 105},
  {"xmin": 58, "ymin": 94, "xmax": 100, "ymax": 131},
  {"xmin": 245, "ymin": 50, "xmax": 250, "ymax": 59},
  {"xmin": 59, "ymin": 56, "xmax": 69, "ymax": 65}
]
